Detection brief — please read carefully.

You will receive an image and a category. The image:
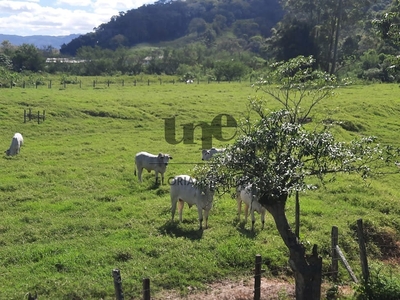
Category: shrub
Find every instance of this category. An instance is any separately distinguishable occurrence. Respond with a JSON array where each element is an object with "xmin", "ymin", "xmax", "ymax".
[{"xmin": 355, "ymin": 265, "xmax": 400, "ymax": 300}]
